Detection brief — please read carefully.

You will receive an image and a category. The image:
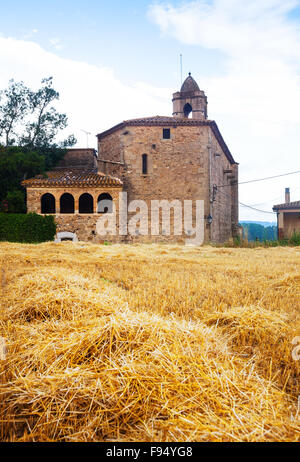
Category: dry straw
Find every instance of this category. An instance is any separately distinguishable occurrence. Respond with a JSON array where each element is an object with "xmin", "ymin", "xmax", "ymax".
[{"xmin": 0, "ymin": 242, "xmax": 300, "ymax": 441}]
